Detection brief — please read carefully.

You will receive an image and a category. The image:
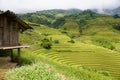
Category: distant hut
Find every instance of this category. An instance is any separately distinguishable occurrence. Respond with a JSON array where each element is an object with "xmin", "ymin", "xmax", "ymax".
[{"xmin": 0, "ymin": 10, "xmax": 33, "ymax": 63}]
